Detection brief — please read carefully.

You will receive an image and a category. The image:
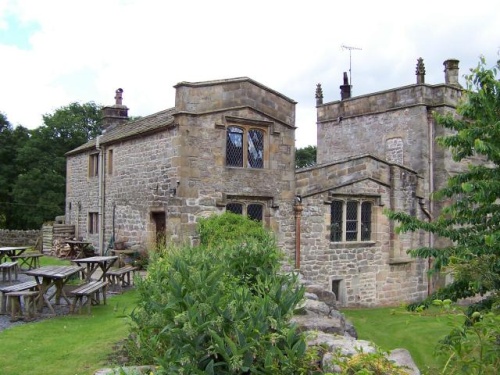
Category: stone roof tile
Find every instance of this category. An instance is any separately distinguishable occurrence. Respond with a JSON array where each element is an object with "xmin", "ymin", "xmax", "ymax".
[{"xmin": 66, "ymin": 107, "xmax": 176, "ymax": 155}]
